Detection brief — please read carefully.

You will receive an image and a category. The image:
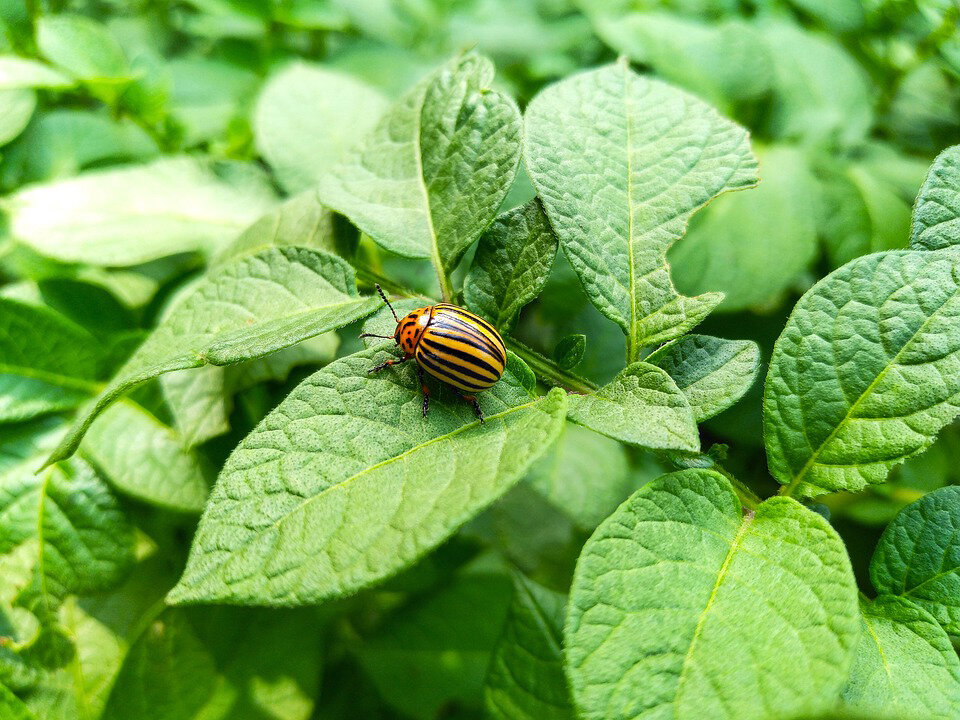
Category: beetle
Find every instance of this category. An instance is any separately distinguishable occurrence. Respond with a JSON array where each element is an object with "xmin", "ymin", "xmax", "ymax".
[{"xmin": 360, "ymin": 285, "xmax": 506, "ymax": 421}]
